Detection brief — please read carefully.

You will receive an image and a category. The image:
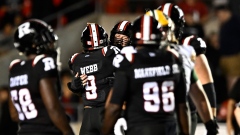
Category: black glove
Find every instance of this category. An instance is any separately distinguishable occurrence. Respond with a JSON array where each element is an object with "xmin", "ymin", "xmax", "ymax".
[
  {"xmin": 67, "ymin": 76, "xmax": 84, "ymax": 94},
  {"xmin": 205, "ymin": 119, "xmax": 219, "ymax": 135},
  {"xmin": 213, "ymin": 117, "xmax": 219, "ymax": 130}
]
